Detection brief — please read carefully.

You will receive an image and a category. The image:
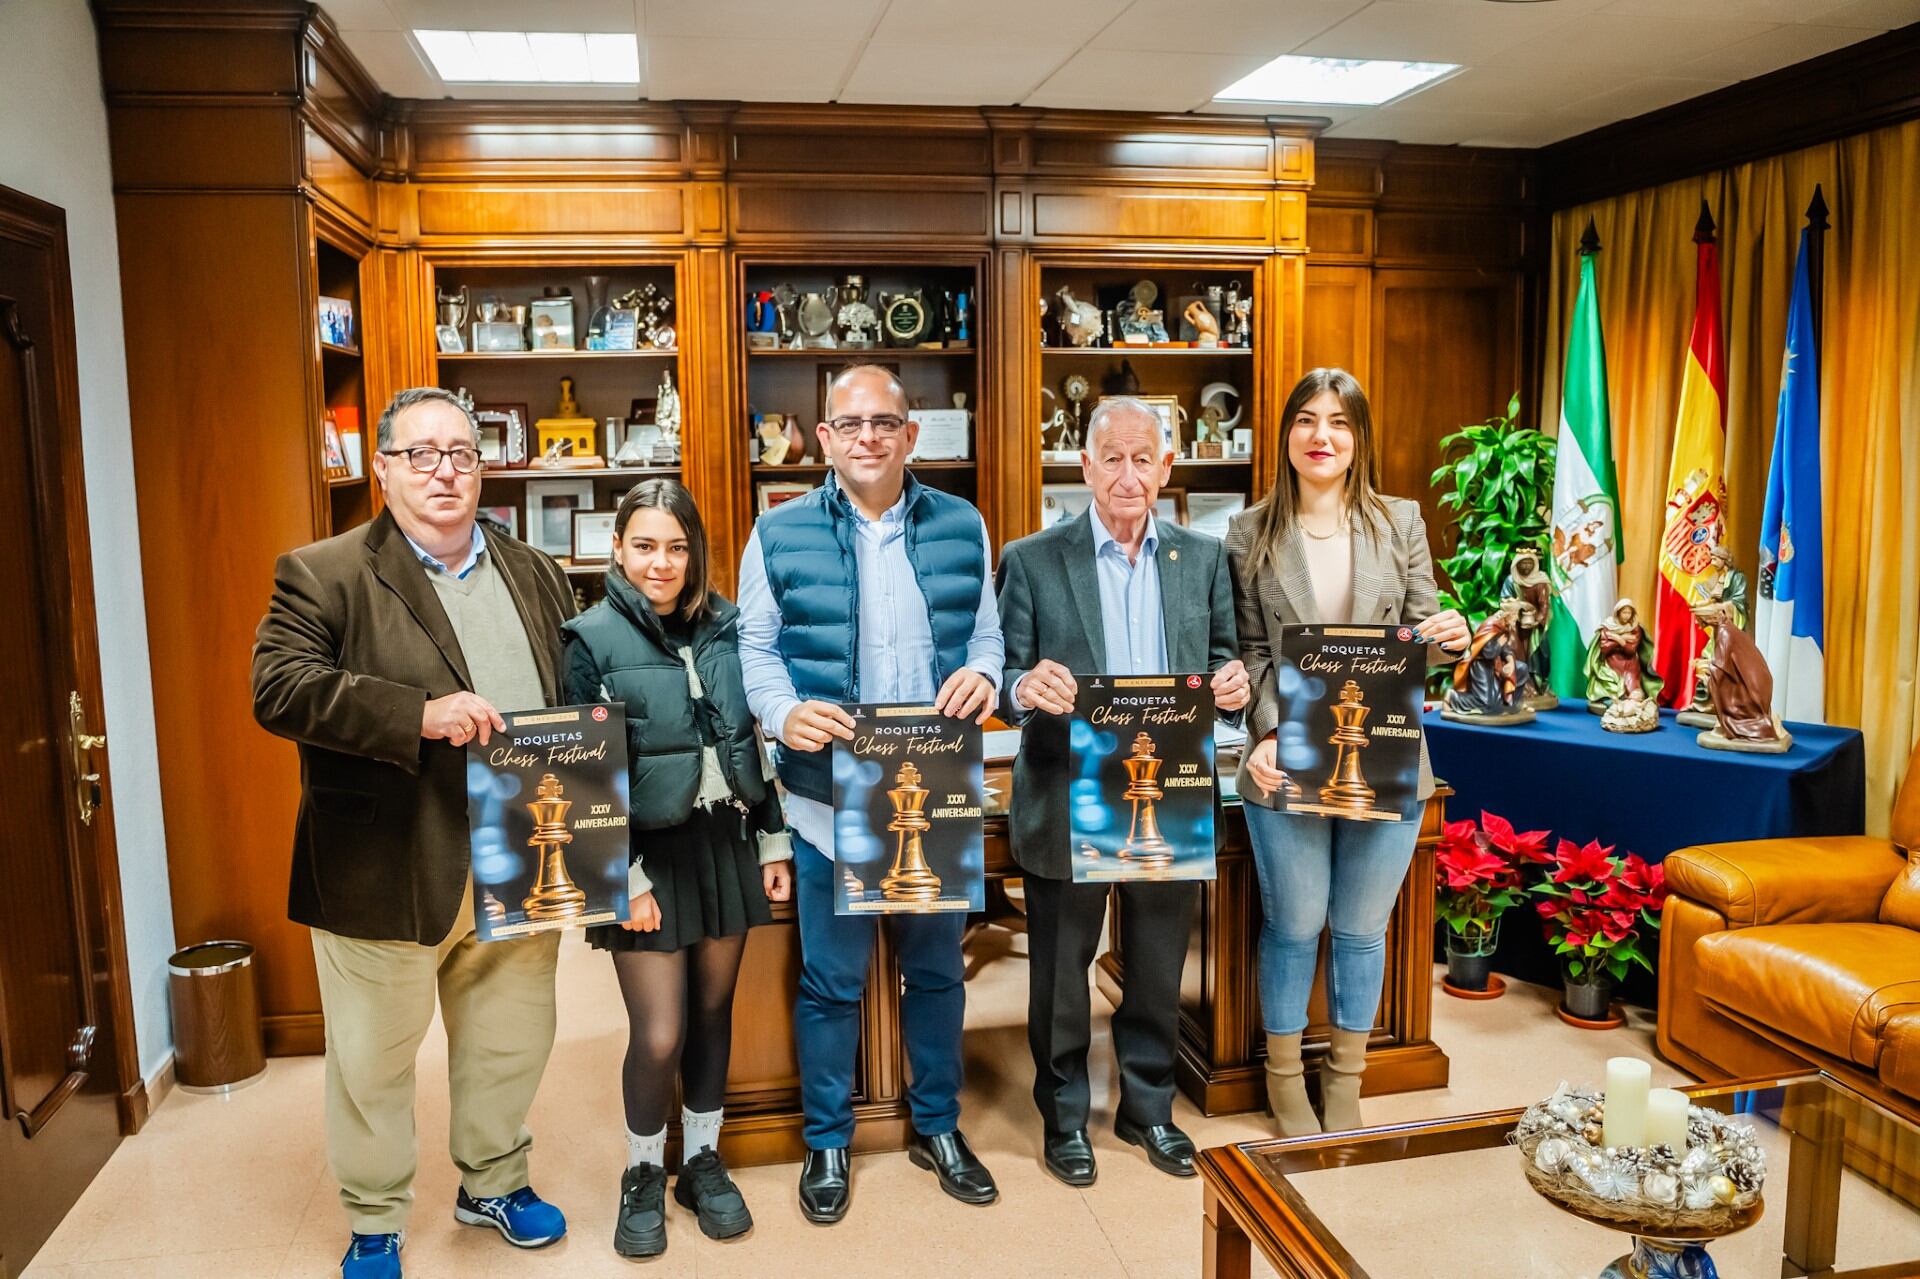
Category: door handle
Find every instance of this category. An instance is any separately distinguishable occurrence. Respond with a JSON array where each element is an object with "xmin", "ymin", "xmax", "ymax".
[{"xmin": 68, "ymin": 690, "xmax": 106, "ymax": 825}]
